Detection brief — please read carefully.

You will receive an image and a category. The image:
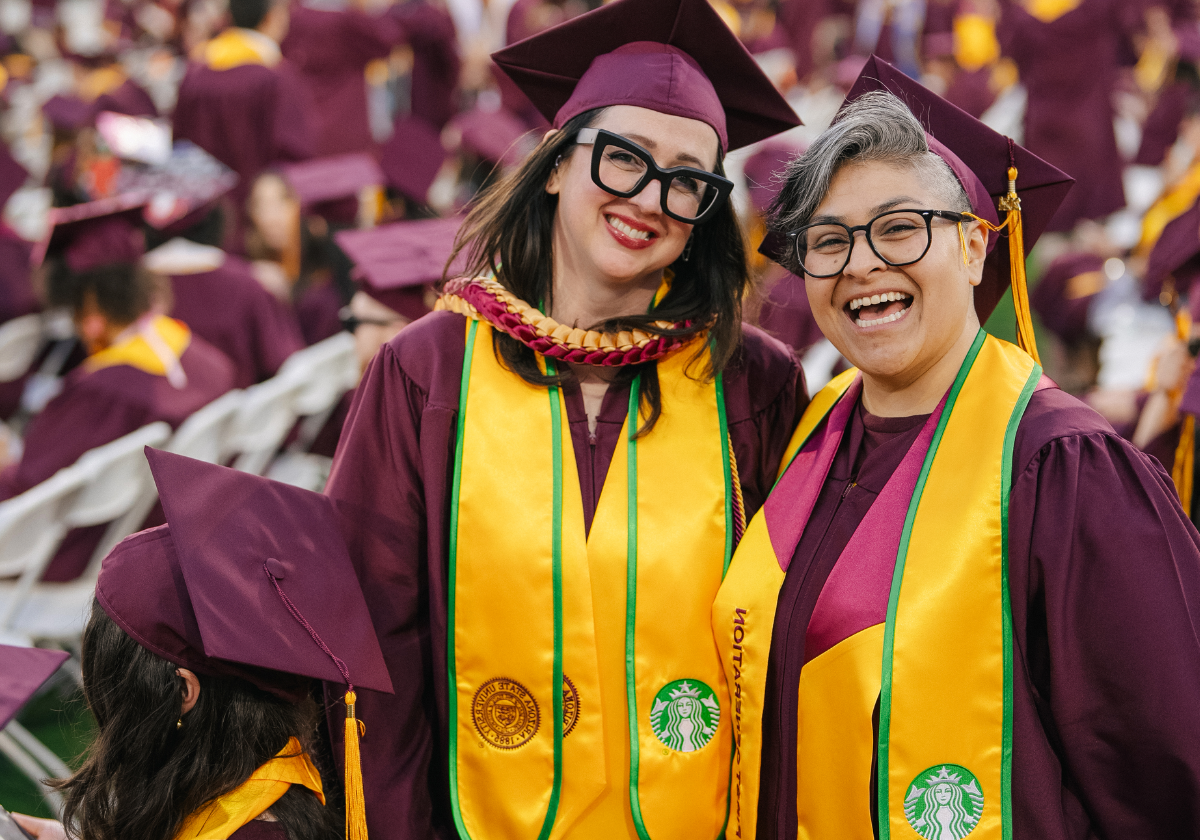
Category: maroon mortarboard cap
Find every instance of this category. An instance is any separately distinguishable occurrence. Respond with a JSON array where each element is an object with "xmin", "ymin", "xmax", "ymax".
[
  {"xmin": 380, "ymin": 116, "xmax": 447, "ymax": 204},
  {"xmin": 448, "ymin": 106, "xmax": 534, "ymax": 167},
  {"xmin": 1030, "ymin": 252, "xmax": 1106, "ymax": 344},
  {"xmin": 335, "ymin": 216, "xmax": 467, "ymax": 320},
  {"xmin": 1182, "ymin": 364, "xmax": 1200, "ymax": 417},
  {"xmin": 491, "ymin": 0, "xmax": 800, "ymax": 153},
  {"xmin": 1143, "ymin": 200, "xmax": 1200, "ymax": 303},
  {"xmin": 0, "ymin": 645, "xmax": 70, "ymax": 730},
  {"xmin": 764, "ymin": 56, "xmax": 1074, "ymax": 322},
  {"xmin": 0, "ymin": 143, "xmax": 28, "ymax": 209},
  {"xmin": 280, "ymin": 153, "xmax": 386, "ymax": 209},
  {"xmin": 41, "ymin": 94, "xmax": 94, "ymax": 132},
  {"xmin": 41, "ymin": 199, "xmax": 148, "ymax": 271},
  {"xmin": 96, "ymin": 449, "xmax": 393, "ymax": 700},
  {"xmin": 93, "ymin": 80, "xmax": 158, "ymax": 118},
  {"xmin": 743, "ymin": 141, "xmax": 802, "ymax": 216}
]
